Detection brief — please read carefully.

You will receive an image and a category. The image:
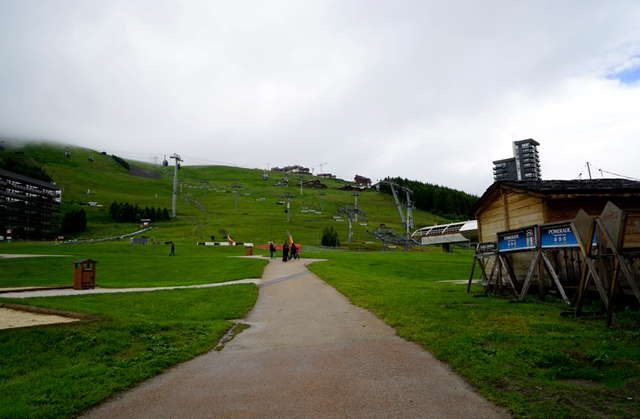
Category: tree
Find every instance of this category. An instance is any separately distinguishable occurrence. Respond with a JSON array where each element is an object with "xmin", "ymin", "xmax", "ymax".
[
  {"xmin": 60, "ymin": 208, "xmax": 87, "ymax": 234},
  {"xmin": 321, "ymin": 226, "xmax": 340, "ymax": 247}
]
